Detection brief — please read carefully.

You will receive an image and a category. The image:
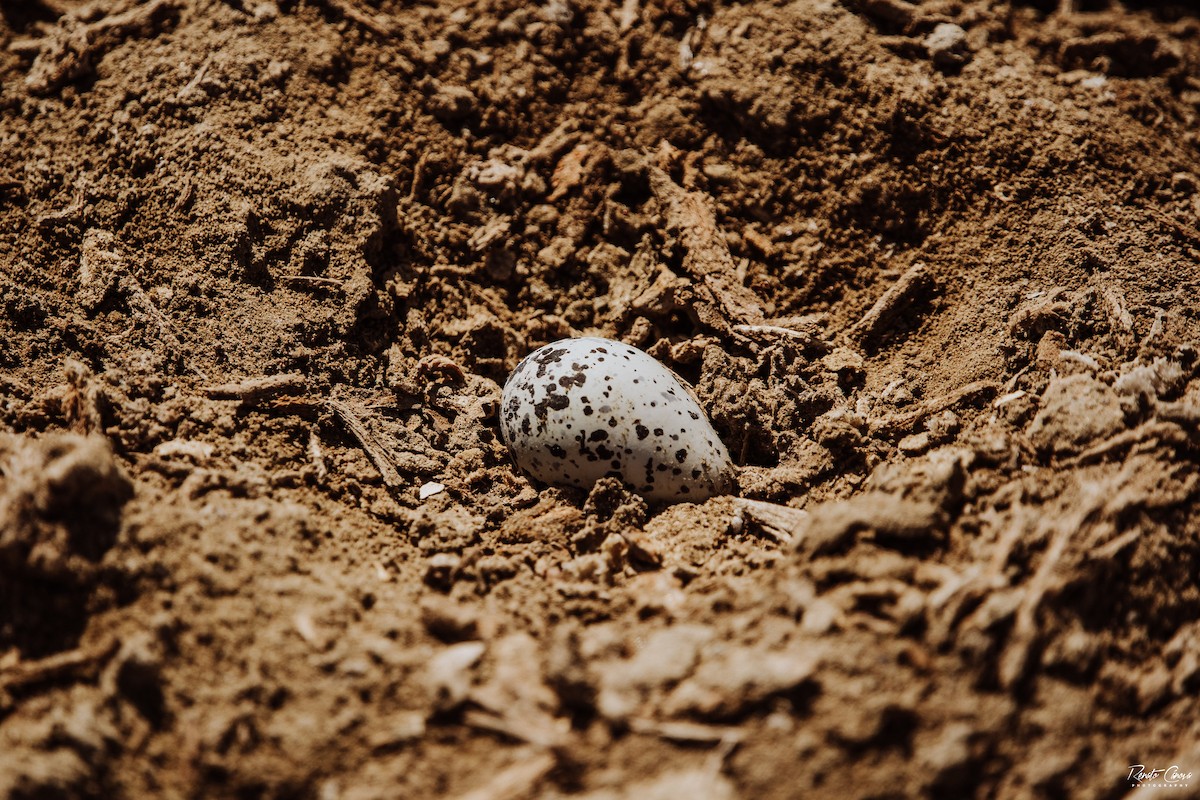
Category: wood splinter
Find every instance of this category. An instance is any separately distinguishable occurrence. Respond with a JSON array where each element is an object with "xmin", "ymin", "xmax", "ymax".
[
  {"xmin": 649, "ymin": 167, "xmax": 765, "ymax": 329},
  {"xmin": 732, "ymin": 498, "xmax": 809, "ymax": 545},
  {"xmin": 202, "ymin": 373, "xmax": 307, "ymax": 402},
  {"xmin": 326, "ymin": 398, "xmax": 403, "ymax": 489},
  {"xmin": 848, "ymin": 262, "xmax": 935, "ymax": 348}
]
